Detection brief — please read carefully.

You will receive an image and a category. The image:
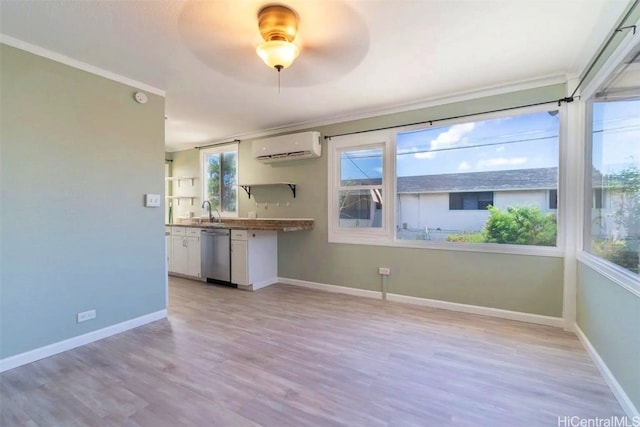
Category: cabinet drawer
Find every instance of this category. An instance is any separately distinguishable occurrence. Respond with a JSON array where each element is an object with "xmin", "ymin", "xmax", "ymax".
[
  {"xmin": 231, "ymin": 230, "xmax": 248, "ymax": 240},
  {"xmin": 186, "ymin": 228, "xmax": 201, "ymax": 237},
  {"xmin": 171, "ymin": 227, "xmax": 186, "ymax": 236}
]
